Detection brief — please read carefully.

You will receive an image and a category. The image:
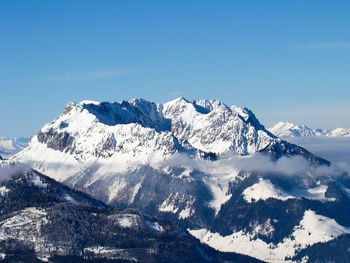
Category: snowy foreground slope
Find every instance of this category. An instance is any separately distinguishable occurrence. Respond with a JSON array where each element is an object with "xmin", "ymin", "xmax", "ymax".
[
  {"xmin": 14, "ymin": 98, "xmax": 350, "ymax": 262},
  {"xmin": 269, "ymin": 121, "xmax": 350, "ymax": 138},
  {"xmin": 190, "ymin": 209, "xmax": 350, "ymax": 263},
  {"xmin": 0, "ymin": 161, "xmax": 259, "ymax": 263}
]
